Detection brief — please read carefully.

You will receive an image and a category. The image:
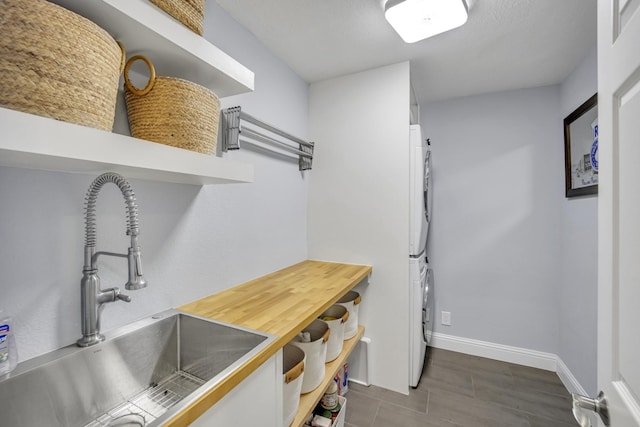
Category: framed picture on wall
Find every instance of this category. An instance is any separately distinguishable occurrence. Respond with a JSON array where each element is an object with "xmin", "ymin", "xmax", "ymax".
[{"xmin": 563, "ymin": 93, "xmax": 598, "ymax": 198}]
